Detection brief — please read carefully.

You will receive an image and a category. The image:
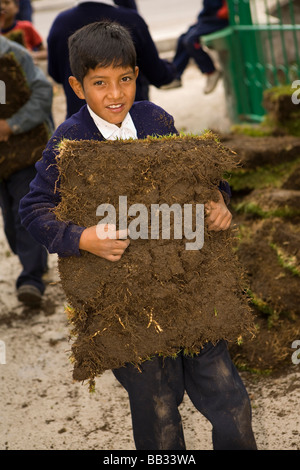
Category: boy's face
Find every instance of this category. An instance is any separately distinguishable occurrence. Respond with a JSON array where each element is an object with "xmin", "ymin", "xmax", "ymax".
[
  {"xmin": 69, "ymin": 64, "xmax": 139, "ymax": 127},
  {"xmin": 2, "ymin": 0, "xmax": 18, "ymax": 25}
]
